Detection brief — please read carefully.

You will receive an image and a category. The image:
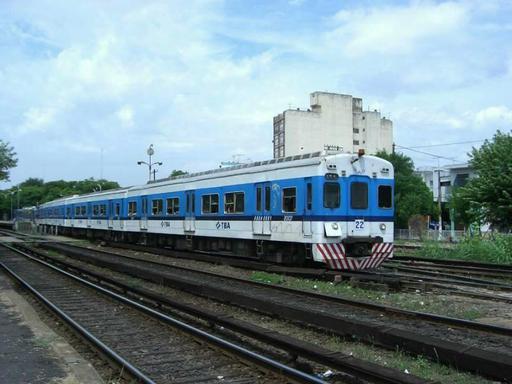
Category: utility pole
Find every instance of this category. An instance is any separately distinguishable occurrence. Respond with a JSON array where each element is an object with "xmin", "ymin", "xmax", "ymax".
[
  {"xmin": 392, "ymin": 142, "xmax": 396, "ymax": 154},
  {"xmin": 437, "ymin": 160, "xmax": 442, "ymax": 240},
  {"xmin": 10, "ymin": 191, "xmax": 14, "ymax": 220}
]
